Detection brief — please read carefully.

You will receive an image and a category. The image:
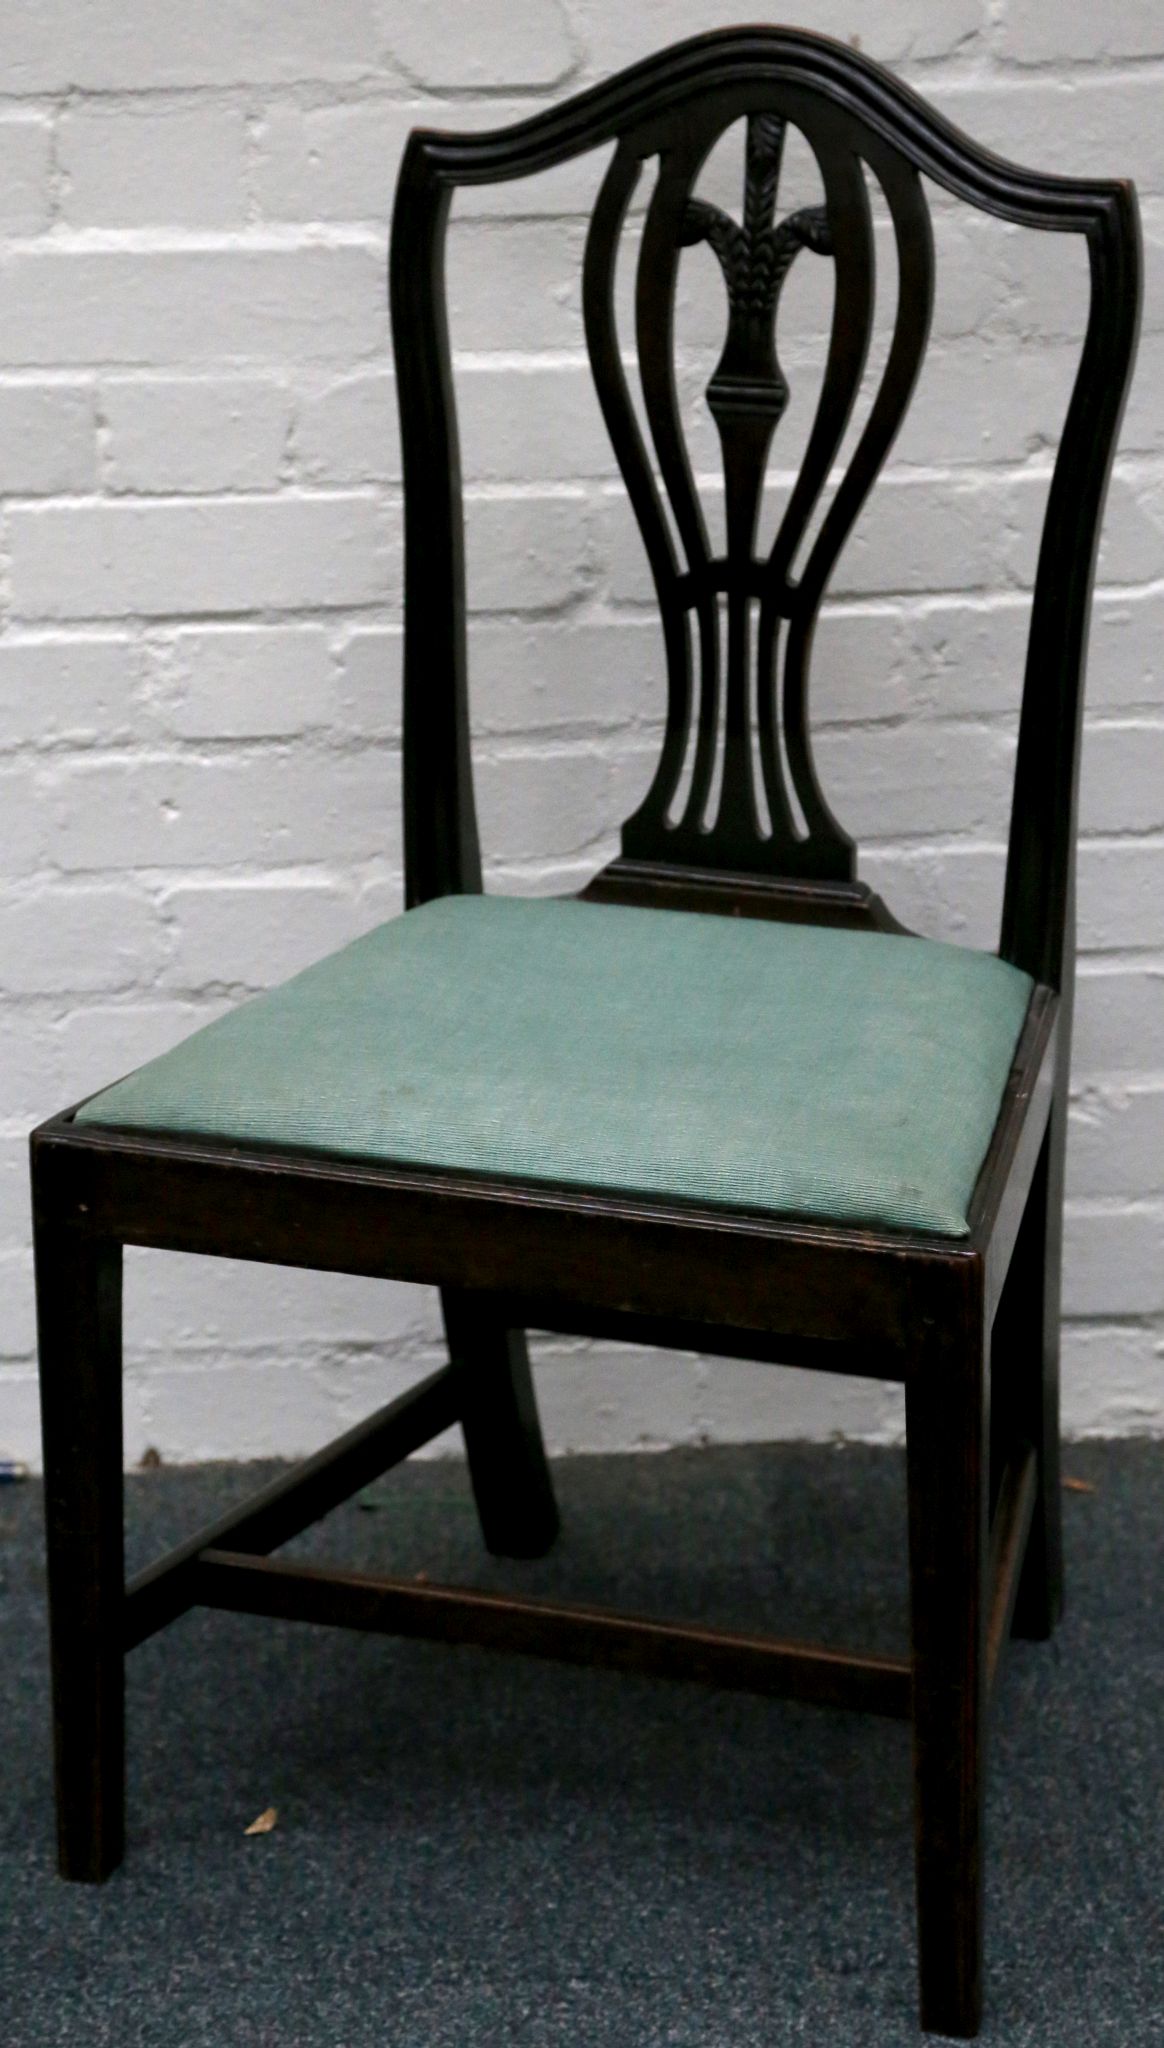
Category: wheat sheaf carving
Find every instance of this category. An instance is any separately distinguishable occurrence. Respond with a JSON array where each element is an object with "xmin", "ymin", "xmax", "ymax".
[{"xmin": 680, "ymin": 113, "xmax": 832, "ymax": 425}]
